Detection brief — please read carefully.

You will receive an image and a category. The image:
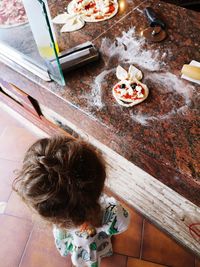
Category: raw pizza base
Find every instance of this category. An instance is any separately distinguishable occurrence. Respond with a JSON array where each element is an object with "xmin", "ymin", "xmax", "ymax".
[
  {"xmin": 61, "ymin": 17, "xmax": 85, "ymax": 32},
  {"xmin": 52, "ymin": 13, "xmax": 85, "ymax": 32},
  {"xmin": 116, "ymin": 65, "xmax": 143, "ymax": 81},
  {"xmin": 67, "ymin": 0, "xmax": 118, "ymax": 22},
  {"xmin": 112, "ymin": 80, "xmax": 149, "ymax": 107},
  {"xmin": 61, "ymin": 20, "xmax": 85, "ymax": 32},
  {"xmin": 52, "ymin": 13, "xmax": 76, "ymax": 24}
]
